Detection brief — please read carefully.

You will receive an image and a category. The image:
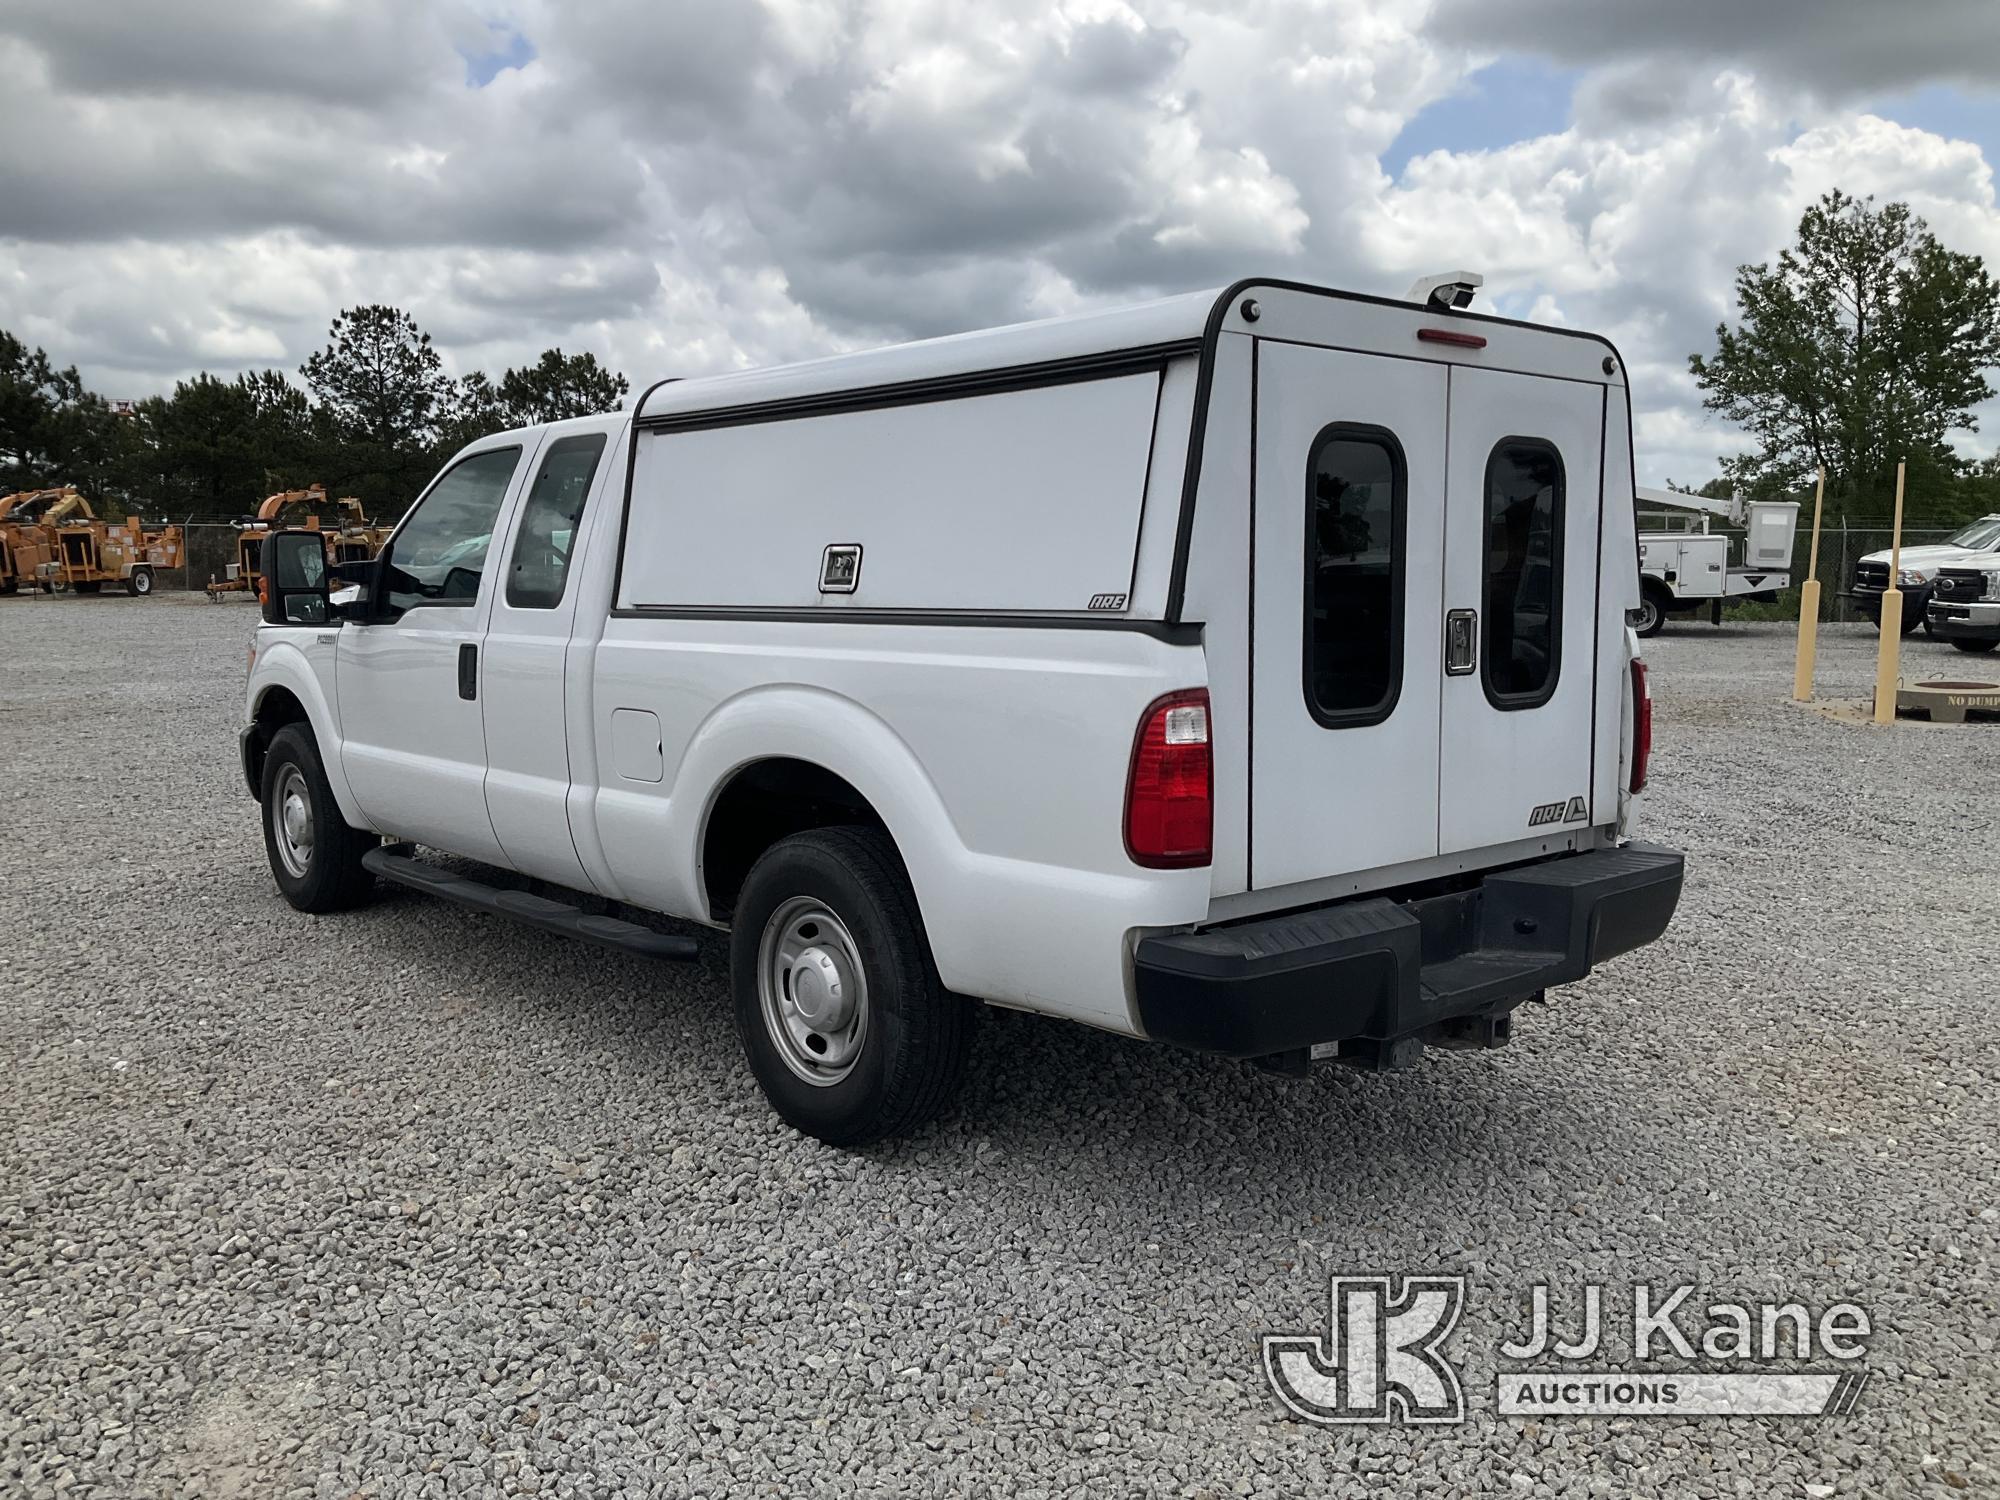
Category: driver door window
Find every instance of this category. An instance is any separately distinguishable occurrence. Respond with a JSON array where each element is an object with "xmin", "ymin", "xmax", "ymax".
[{"xmin": 382, "ymin": 447, "xmax": 521, "ymax": 618}]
